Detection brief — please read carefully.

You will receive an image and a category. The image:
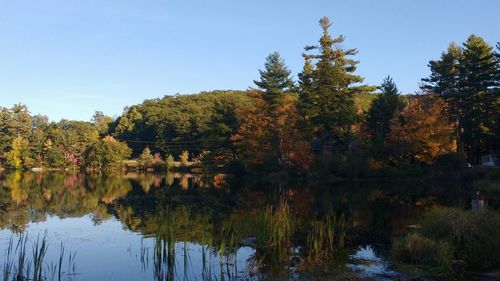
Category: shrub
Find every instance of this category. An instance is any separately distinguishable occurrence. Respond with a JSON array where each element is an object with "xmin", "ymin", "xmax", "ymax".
[
  {"xmin": 395, "ymin": 207, "xmax": 500, "ymax": 271},
  {"xmin": 394, "ymin": 233, "xmax": 453, "ymax": 270}
]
